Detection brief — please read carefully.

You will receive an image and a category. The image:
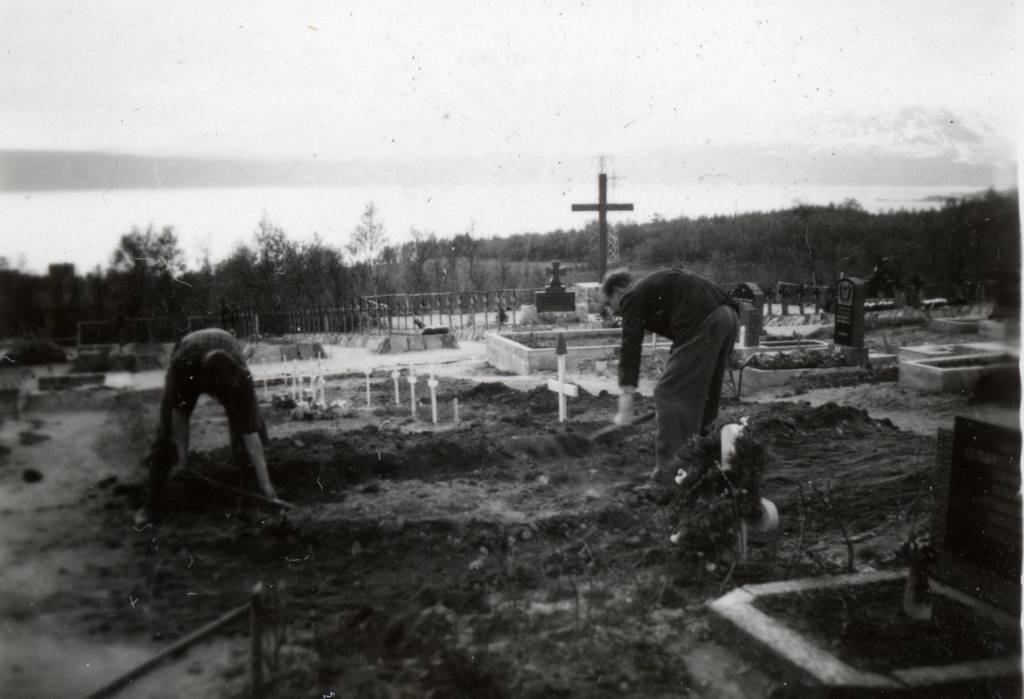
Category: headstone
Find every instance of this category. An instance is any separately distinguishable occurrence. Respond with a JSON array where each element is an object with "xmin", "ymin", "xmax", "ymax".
[
  {"xmin": 535, "ymin": 261, "xmax": 577, "ymax": 313},
  {"xmin": 833, "ymin": 277, "xmax": 866, "ymax": 347},
  {"xmin": 732, "ymin": 283, "xmax": 764, "ymax": 348},
  {"xmin": 932, "ymin": 407, "xmax": 1022, "ymax": 614}
]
